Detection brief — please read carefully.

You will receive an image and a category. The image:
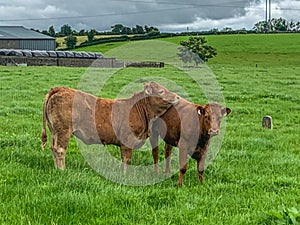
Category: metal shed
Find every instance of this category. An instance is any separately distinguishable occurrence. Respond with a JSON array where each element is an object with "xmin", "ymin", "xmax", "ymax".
[{"xmin": 0, "ymin": 26, "xmax": 55, "ymax": 51}]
